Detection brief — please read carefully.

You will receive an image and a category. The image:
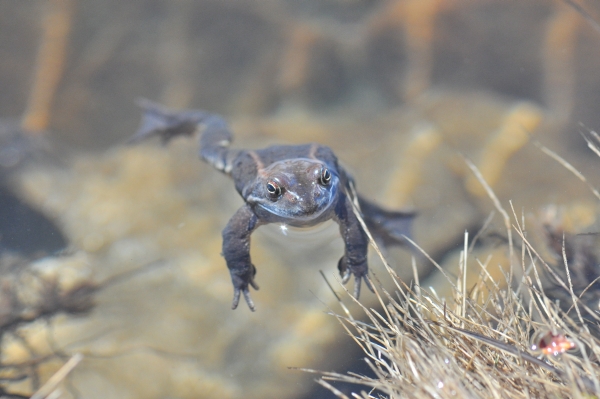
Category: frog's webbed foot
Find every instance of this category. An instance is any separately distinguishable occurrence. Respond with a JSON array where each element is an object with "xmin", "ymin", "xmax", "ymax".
[
  {"xmin": 338, "ymin": 256, "xmax": 374, "ymax": 300},
  {"xmin": 130, "ymin": 99, "xmax": 209, "ymax": 145},
  {"xmin": 357, "ymin": 196, "xmax": 416, "ymax": 249},
  {"xmin": 230, "ymin": 264, "xmax": 260, "ymax": 311}
]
